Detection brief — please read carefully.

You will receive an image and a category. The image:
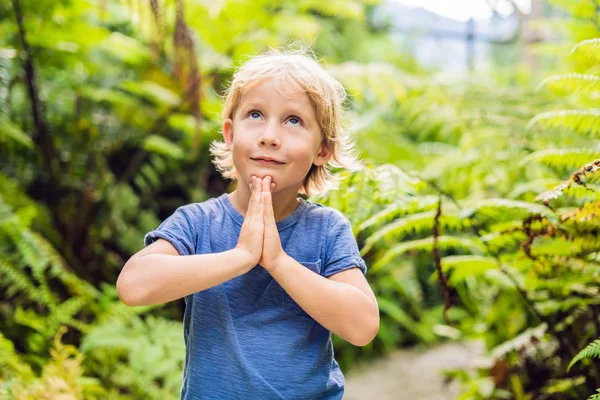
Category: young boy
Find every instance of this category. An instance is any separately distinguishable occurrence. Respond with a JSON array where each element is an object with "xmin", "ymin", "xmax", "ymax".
[{"xmin": 116, "ymin": 46, "xmax": 379, "ymax": 399}]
